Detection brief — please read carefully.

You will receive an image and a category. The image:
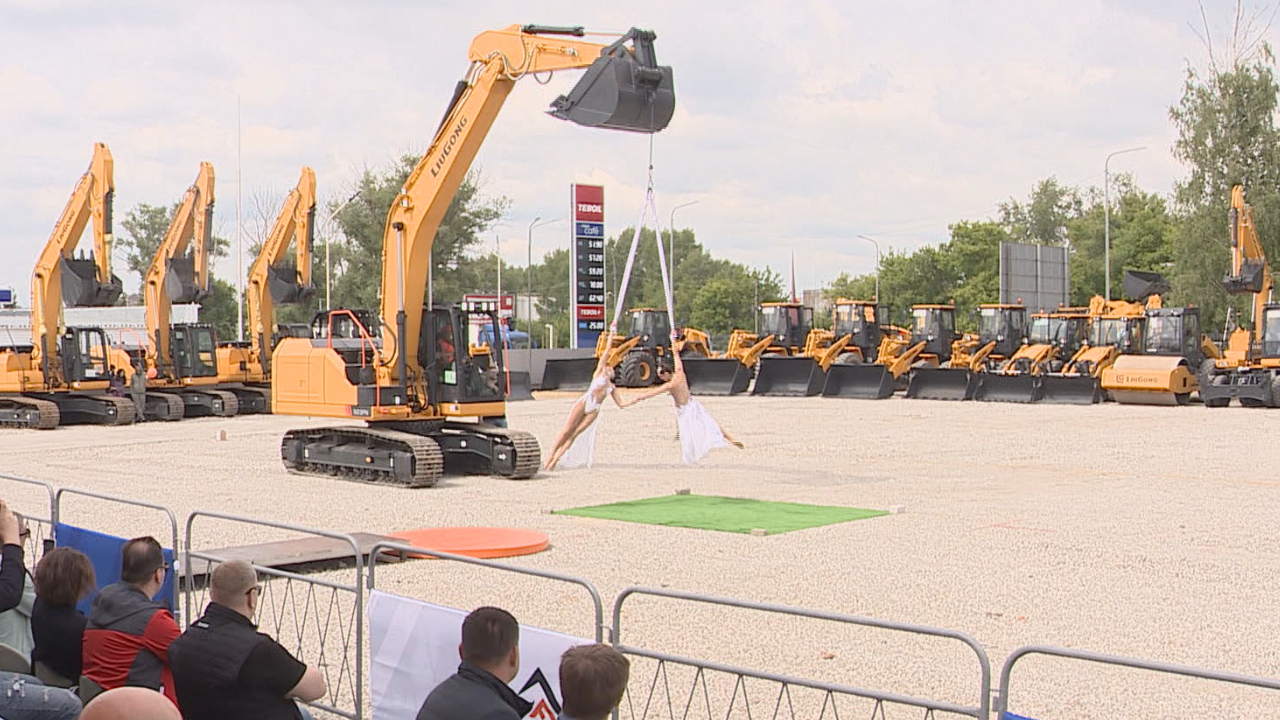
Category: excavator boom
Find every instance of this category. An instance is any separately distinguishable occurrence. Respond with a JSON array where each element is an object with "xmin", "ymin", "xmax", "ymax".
[{"xmin": 247, "ymin": 167, "xmax": 317, "ymax": 371}]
